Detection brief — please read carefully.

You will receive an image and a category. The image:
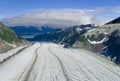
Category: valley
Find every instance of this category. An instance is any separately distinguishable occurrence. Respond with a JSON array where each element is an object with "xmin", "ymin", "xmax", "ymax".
[
  {"xmin": 0, "ymin": 43, "xmax": 120, "ymax": 81},
  {"xmin": 0, "ymin": 0, "xmax": 120, "ymax": 81}
]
